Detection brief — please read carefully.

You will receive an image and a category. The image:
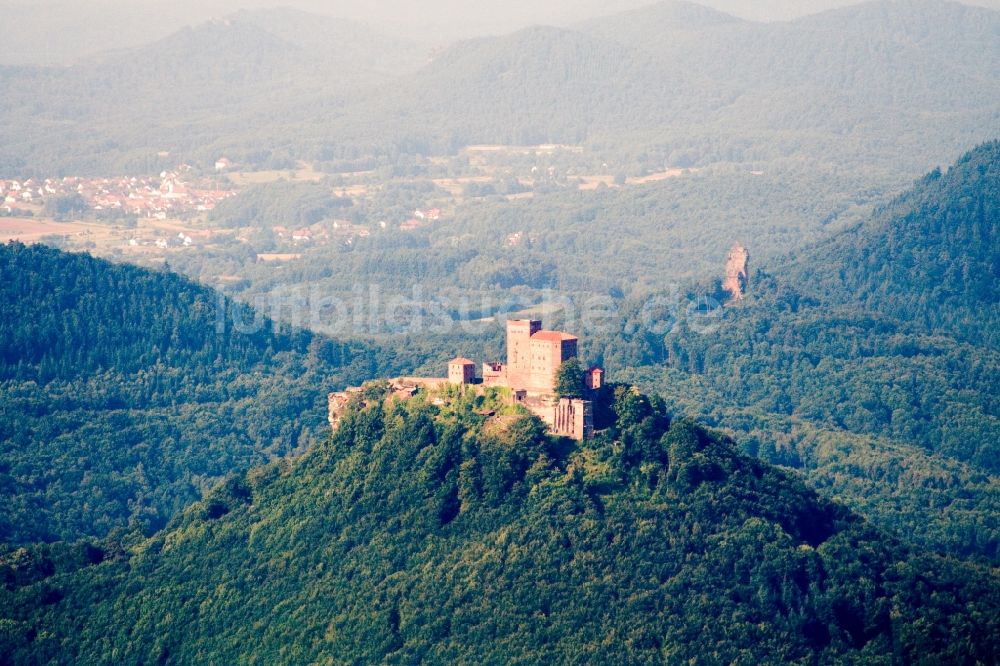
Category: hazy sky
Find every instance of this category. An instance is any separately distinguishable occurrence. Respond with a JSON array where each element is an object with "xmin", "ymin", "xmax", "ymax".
[
  {"xmin": 3, "ymin": 0, "xmax": 1000, "ymax": 63},
  {"xmin": 699, "ymin": 0, "xmax": 999, "ymax": 20}
]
